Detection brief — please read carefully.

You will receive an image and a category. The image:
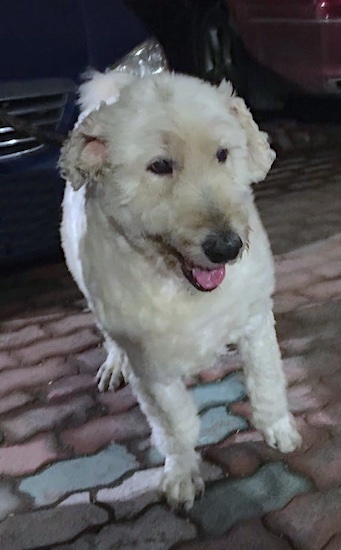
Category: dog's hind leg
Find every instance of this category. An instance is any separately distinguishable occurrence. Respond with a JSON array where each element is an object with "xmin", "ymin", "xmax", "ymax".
[
  {"xmin": 239, "ymin": 309, "xmax": 302, "ymax": 453},
  {"xmin": 96, "ymin": 335, "xmax": 128, "ymax": 392},
  {"xmin": 126, "ymin": 371, "xmax": 204, "ymax": 510}
]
